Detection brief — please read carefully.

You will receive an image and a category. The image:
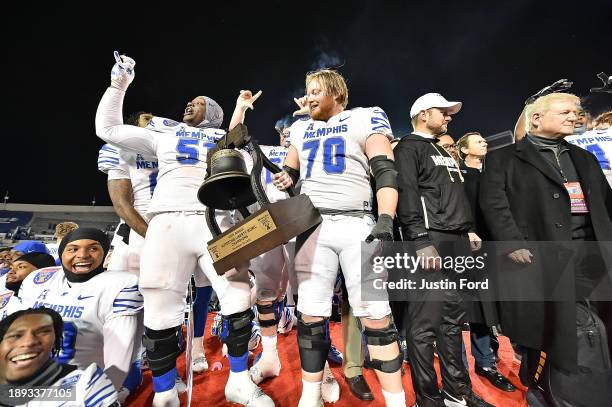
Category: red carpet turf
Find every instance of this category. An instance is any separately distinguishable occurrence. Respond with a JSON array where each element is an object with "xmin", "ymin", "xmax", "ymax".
[{"xmin": 126, "ymin": 314, "xmax": 528, "ymax": 406}]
